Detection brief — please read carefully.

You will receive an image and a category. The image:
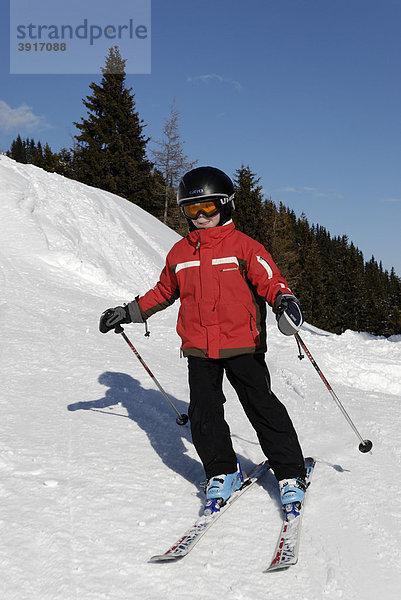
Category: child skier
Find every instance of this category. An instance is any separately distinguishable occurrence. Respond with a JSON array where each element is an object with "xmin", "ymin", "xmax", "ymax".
[{"xmin": 100, "ymin": 166, "xmax": 306, "ymax": 514}]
